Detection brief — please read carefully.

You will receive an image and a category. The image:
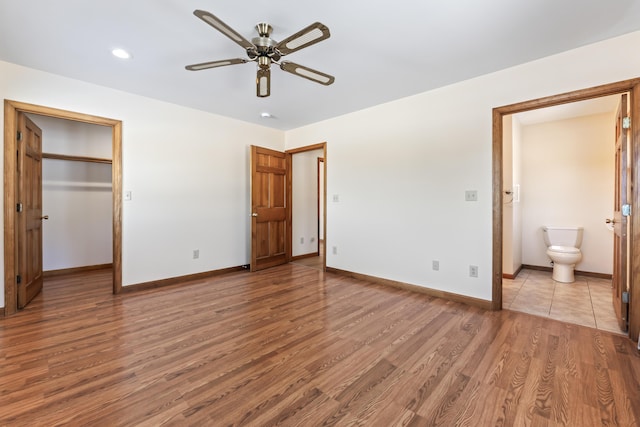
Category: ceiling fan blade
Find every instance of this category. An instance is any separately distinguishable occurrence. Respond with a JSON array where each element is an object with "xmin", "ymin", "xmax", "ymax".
[
  {"xmin": 280, "ymin": 62, "xmax": 335, "ymax": 86},
  {"xmin": 185, "ymin": 58, "xmax": 248, "ymax": 71},
  {"xmin": 275, "ymin": 22, "xmax": 330, "ymax": 56},
  {"xmin": 193, "ymin": 10, "xmax": 255, "ymax": 51},
  {"xmin": 257, "ymin": 68, "xmax": 271, "ymax": 97}
]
